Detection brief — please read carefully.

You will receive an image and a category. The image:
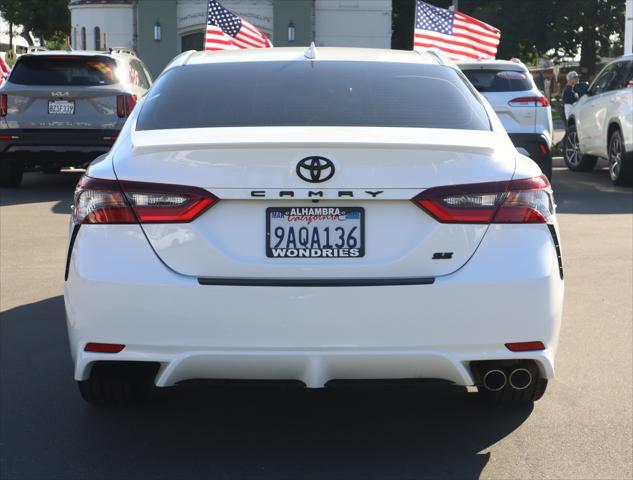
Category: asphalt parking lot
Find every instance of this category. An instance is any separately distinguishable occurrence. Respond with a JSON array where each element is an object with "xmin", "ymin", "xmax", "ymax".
[{"xmin": 1, "ymin": 160, "xmax": 631, "ymax": 480}]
